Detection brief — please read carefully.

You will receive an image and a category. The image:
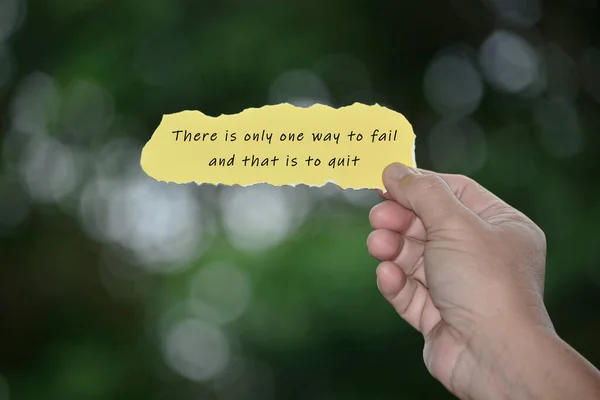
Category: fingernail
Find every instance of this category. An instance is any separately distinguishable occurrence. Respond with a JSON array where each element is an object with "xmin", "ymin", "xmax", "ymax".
[
  {"xmin": 375, "ymin": 265, "xmax": 382, "ymax": 290},
  {"xmin": 375, "ymin": 266, "xmax": 398, "ymax": 297},
  {"xmin": 385, "ymin": 163, "xmax": 412, "ymax": 181}
]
